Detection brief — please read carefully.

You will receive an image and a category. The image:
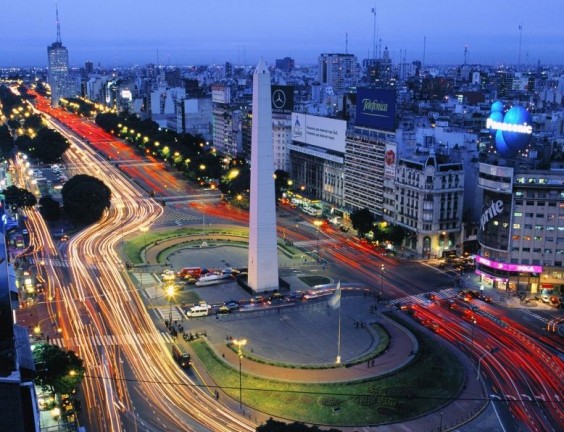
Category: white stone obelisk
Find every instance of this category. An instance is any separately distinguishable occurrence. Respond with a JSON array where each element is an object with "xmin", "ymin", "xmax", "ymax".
[{"xmin": 247, "ymin": 59, "xmax": 279, "ymax": 293}]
